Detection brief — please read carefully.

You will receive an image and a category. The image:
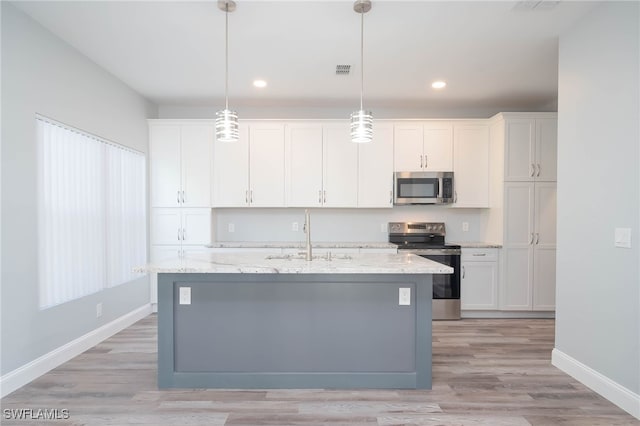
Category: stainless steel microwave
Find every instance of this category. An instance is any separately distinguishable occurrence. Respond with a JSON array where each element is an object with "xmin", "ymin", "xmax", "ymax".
[{"xmin": 393, "ymin": 172, "xmax": 454, "ymax": 205}]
